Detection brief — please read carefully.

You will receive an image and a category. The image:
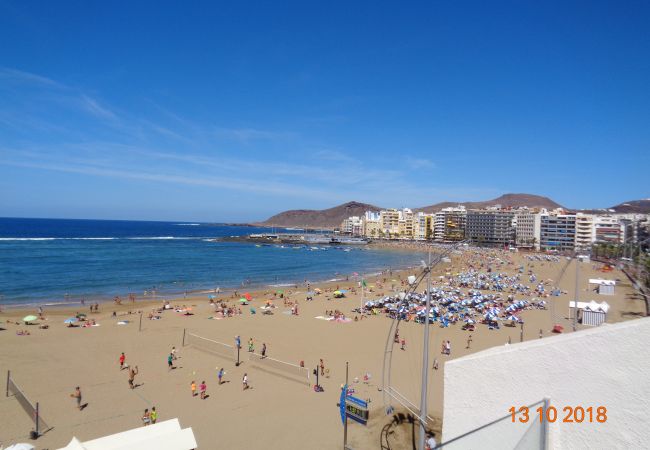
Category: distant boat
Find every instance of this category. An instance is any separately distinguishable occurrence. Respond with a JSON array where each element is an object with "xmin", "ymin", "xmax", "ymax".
[{"xmin": 285, "ymin": 227, "xmax": 304, "ymax": 231}]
